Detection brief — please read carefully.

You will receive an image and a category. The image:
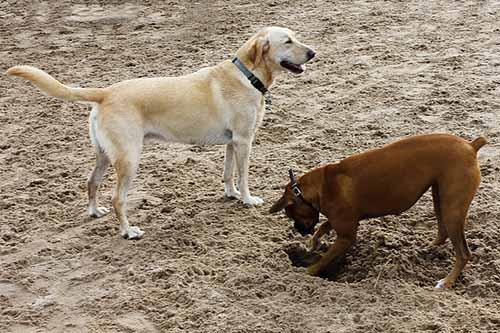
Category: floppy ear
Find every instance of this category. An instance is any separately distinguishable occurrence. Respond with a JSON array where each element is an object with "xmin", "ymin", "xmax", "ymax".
[
  {"xmin": 249, "ymin": 36, "xmax": 270, "ymax": 68},
  {"xmin": 269, "ymin": 195, "xmax": 290, "ymax": 214}
]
